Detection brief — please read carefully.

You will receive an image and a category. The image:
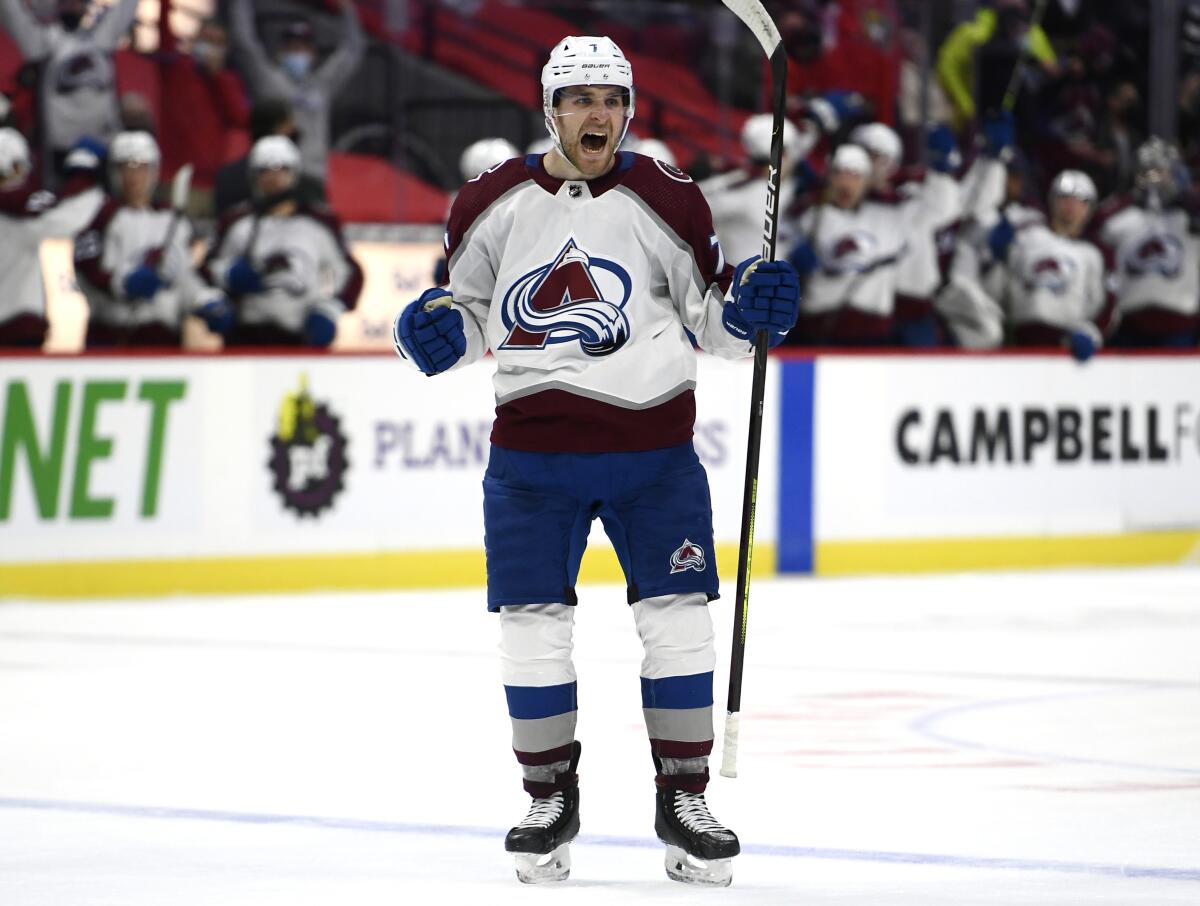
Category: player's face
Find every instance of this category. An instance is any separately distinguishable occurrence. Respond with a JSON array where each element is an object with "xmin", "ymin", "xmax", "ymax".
[
  {"xmin": 1051, "ymin": 195, "xmax": 1091, "ymax": 237},
  {"xmin": 554, "ymin": 85, "xmax": 627, "ymax": 178},
  {"xmin": 256, "ymin": 166, "xmax": 296, "ymax": 198},
  {"xmin": 118, "ymin": 163, "xmax": 153, "ymax": 208},
  {"xmin": 867, "ymin": 152, "xmax": 896, "ymax": 190},
  {"xmin": 830, "ymin": 167, "xmax": 868, "ymax": 208}
]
